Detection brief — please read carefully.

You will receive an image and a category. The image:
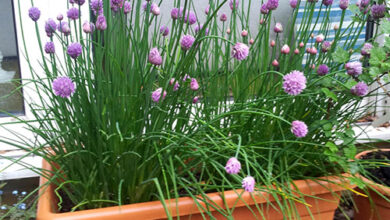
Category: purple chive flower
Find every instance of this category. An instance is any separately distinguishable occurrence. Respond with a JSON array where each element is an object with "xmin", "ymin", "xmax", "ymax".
[
  {"xmin": 184, "ymin": 11, "xmax": 197, "ymax": 25},
  {"xmin": 124, "ymin": 1, "xmax": 132, "ymax": 14},
  {"xmin": 190, "ymin": 78, "xmax": 199, "ymax": 91},
  {"xmin": 90, "ymin": 0, "xmax": 104, "ymax": 15},
  {"xmin": 242, "ymin": 176, "xmax": 255, "ymax": 192},
  {"xmin": 44, "ymin": 42, "xmax": 55, "ymax": 54},
  {"xmin": 181, "ymin": 35, "xmax": 195, "ymax": 50},
  {"xmin": 170, "ymin": 78, "xmax": 180, "ymax": 91},
  {"xmin": 151, "ymin": 88, "xmax": 167, "ymax": 103},
  {"xmin": 290, "ymin": 0, "xmax": 298, "ymax": 8},
  {"xmin": 266, "ymin": 0, "xmax": 279, "ymax": 10},
  {"xmin": 361, "ymin": 43, "xmax": 373, "ymax": 56},
  {"xmin": 195, "ymin": 24, "xmax": 209, "ymax": 35},
  {"xmin": 351, "ymin": 82, "xmax": 368, "ymax": 96},
  {"xmin": 83, "ymin": 21, "xmax": 95, "ymax": 33},
  {"xmin": 232, "ymin": 42, "xmax": 249, "ymax": 61},
  {"xmin": 220, "ymin": 13, "xmax": 228, "ymax": 22},
  {"xmin": 171, "ymin": 7, "xmax": 183, "ymax": 19},
  {"xmin": 345, "ymin": 61, "xmax": 363, "ymax": 76},
  {"xmin": 111, "ymin": 0, "xmax": 124, "ymax": 12},
  {"xmin": 321, "ymin": 41, "xmax": 332, "ymax": 52},
  {"xmin": 317, "ymin": 64, "xmax": 329, "ymax": 76},
  {"xmin": 58, "ymin": 22, "xmax": 71, "ymax": 35},
  {"xmin": 283, "ymin": 70, "xmax": 307, "ymax": 95},
  {"xmin": 67, "ymin": 7, "xmax": 80, "ymax": 20},
  {"xmin": 229, "ymin": 0, "xmax": 239, "ymax": 10},
  {"xmin": 322, "ymin": 0, "xmax": 333, "ymax": 6},
  {"xmin": 160, "ymin": 25, "xmax": 169, "ymax": 37},
  {"xmin": 148, "ymin": 48, "xmax": 163, "ymax": 65},
  {"xmin": 359, "ymin": 0, "xmax": 369, "ymax": 8},
  {"xmin": 28, "ymin": 7, "xmax": 41, "ymax": 21},
  {"xmin": 193, "ymin": 96, "xmax": 199, "ymax": 103},
  {"xmin": 261, "ymin": 4, "xmax": 269, "ymax": 14},
  {"xmin": 183, "ymin": 74, "xmax": 190, "ymax": 81},
  {"xmin": 339, "ymin": 0, "xmax": 349, "ymax": 10},
  {"xmin": 225, "ymin": 157, "xmax": 241, "ymax": 174},
  {"xmin": 67, "ymin": 42, "xmax": 82, "ymax": 59},
  {"xmin": 151, "ymin": 3, "xmax": 160, "ymax": 15},
  {"xmin": 45, "ymin": 19, "xmax": 57, "ymax": 37},
  {"xmin": 74, "ymin": 0, "xmax": 86, "ymax": 5},
  {"xmin": 291, "ymin": 120, "xmax": 308, "ymax": 138},
  {"xmin": 371, "ymin": 4, "xmax": 386, "ymax": 19},
  {"xmin": 57, "ymin": 14, "xmax": 64, "ymax": 21},
  {"xmin": 52, "ymin": 76, "xmax": 75, "ymax": 98},
  {"xmin": 274, "ymin": 22, "xmax": 283, "ymax": 33},
  {"xmin": 205, "ymin": 5, "xmax": 210, "ymax": 15},
  {"xmin": 96, "ymin": 14, "xmax": 107, "ymax": 30}
]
